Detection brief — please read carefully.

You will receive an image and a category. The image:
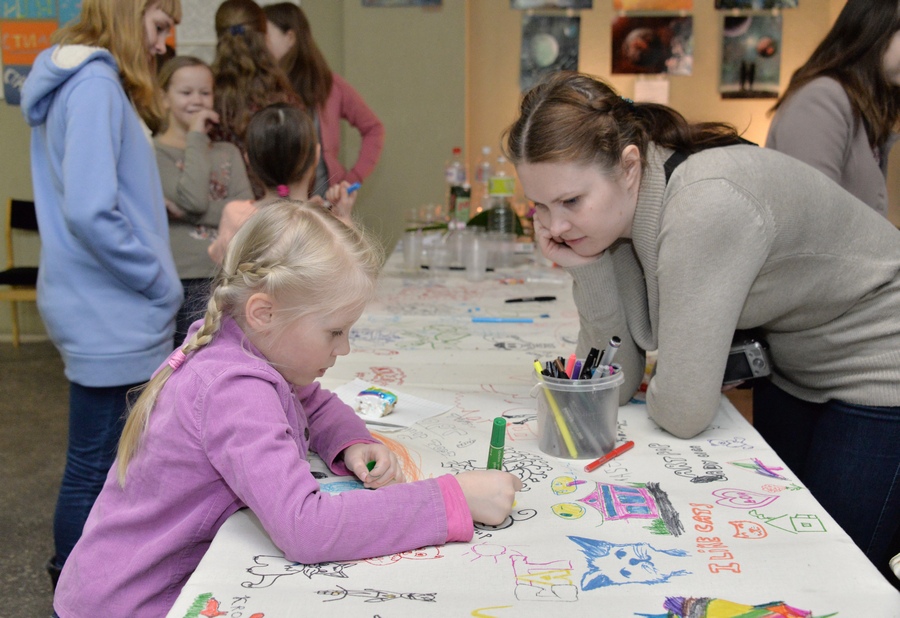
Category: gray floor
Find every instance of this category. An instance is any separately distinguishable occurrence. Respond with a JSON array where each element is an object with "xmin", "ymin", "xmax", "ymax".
[{"xmin": 1, "ymin": 341, "xmax": 67, "ymax": 616}]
